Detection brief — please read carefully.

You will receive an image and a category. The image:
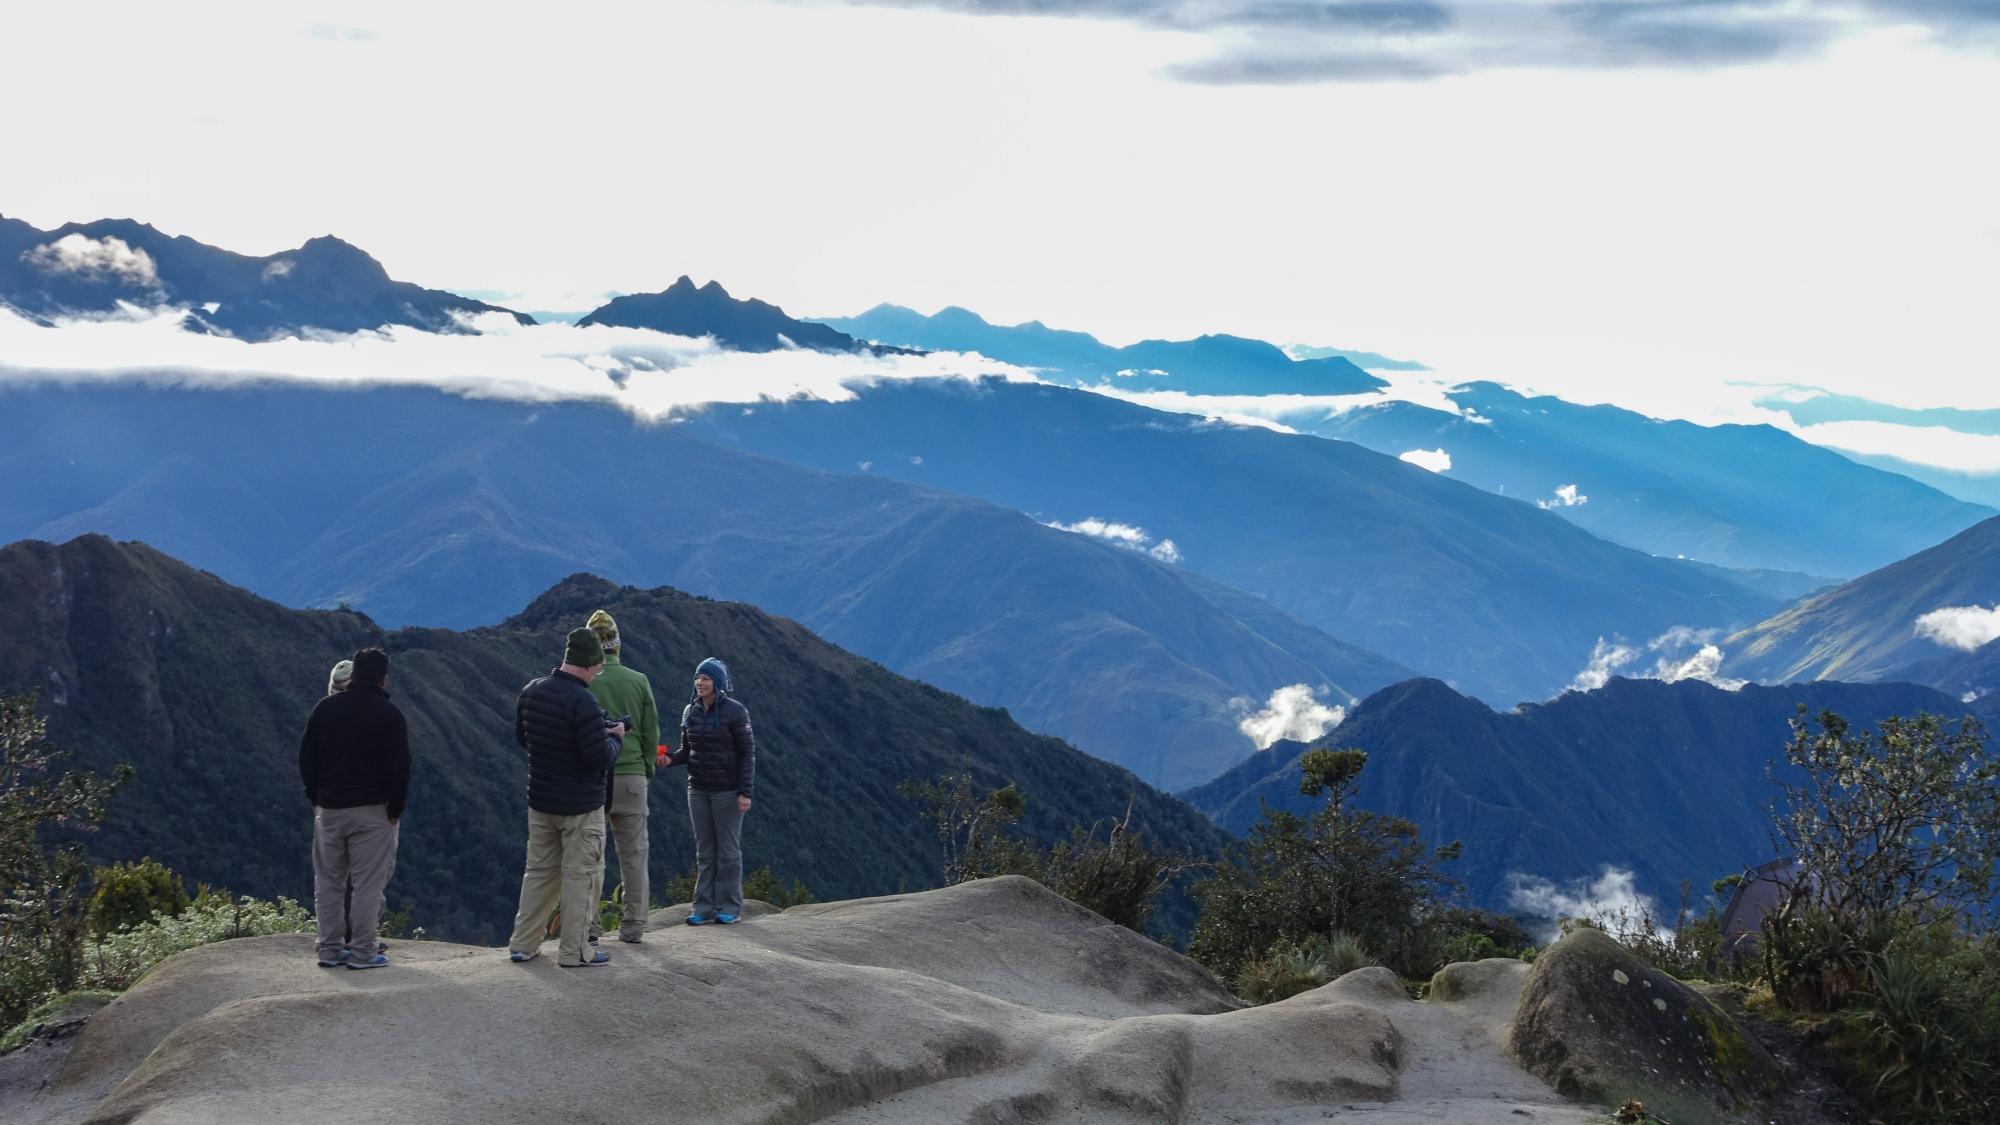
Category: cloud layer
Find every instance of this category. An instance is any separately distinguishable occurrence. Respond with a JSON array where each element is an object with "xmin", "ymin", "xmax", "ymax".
[
  {"xmin": 829, "ymin": 1, "xmax": 2000, "ymax": 83},
  {"xmin": 1507, "ymin": 865, "xmax": 1659, "ymax": 937},
  {"xmin": 1044, "ymin": 515, "xmax": 1183, "ymax": 563},
  {"xmin": 1236, "ymin": 683, "xmax": 1347, "ymax": 749},
  {"xmin": 0, "ymin": 304, "xmax": 1035, "ymax": 421},
  {"xmin": 20, "ymin": 234, "xmax": 160, "ymax": 288},
  {"xmin": 1914, "ymin": 604, "xmax": 2000, "ymax": 652}
]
